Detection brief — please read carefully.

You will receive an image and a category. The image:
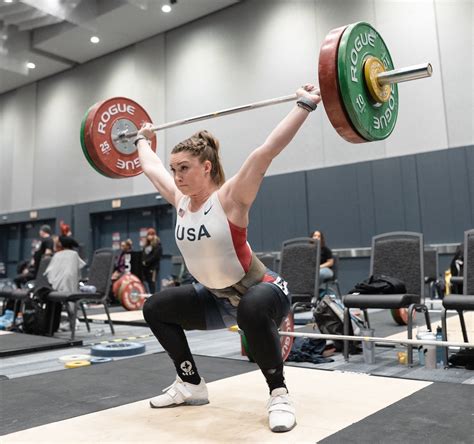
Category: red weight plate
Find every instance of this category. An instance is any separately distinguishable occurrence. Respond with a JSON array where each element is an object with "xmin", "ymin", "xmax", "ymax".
[
  {"xmin": 117, "ymin": 273, "xmax": 141, "ymax": 303},
  {"xmin": 83, "ymin": 100, "xmax": 123, "ymax": 179},
  {"xmin": 391, "ymin": 308, "xmax": 416, "ymax": 326},
  {"xmin": 112, "ymin": 274, "xmax": 131, "ymax": 299},
  {"xmin": 84, "ymin": 97, "xmax": 157, "ymax": 178},
  {"xmin": 120, "ymin": 279, "xmax": 146, "ymax": 311},
  {"xmin": 318, "ymin": 25, "xmax": 368, "ymax": 143},
  {"xmin": 280, "ymin": 312, "xmax": 294, "ymax": 362}
]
